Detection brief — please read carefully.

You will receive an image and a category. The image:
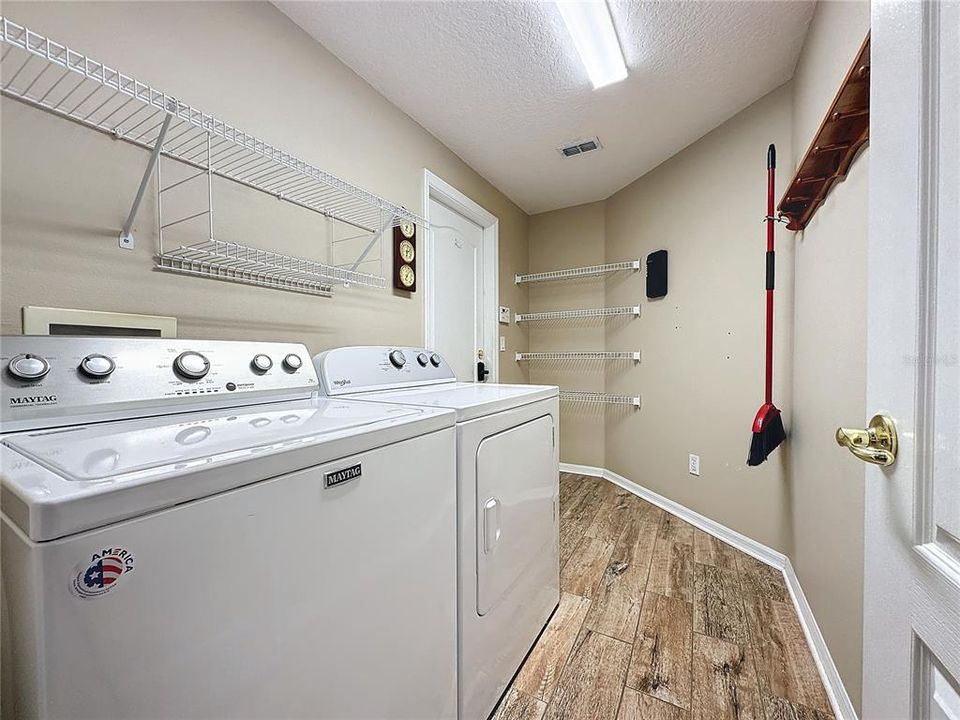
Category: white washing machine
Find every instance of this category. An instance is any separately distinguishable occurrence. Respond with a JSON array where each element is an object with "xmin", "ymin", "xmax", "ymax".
[
  {"xmin": 313, "ymin": 346, "xmax": 561, "ymax": 720},
  {"xmin": 0, "ymin": 336, "xmax": 459, "ymax": 720}
]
